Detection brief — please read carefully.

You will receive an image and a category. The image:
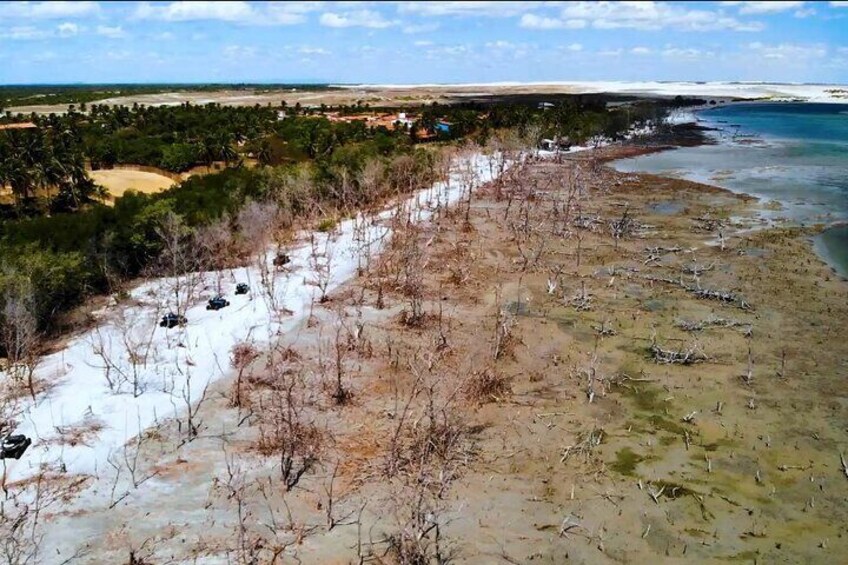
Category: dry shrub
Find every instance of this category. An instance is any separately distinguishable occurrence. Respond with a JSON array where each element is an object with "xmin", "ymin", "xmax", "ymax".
[
  {"xmin": 229, "ymin": 341, "xmax": 260, "ymax": 408},
  {"xmin": 230, "ymin": 342, "xmax": 260, "ymax": 370},
  {"xmin": 463, "ymin": 368, "xmax": 512, "ymax": 404},
  {"xmin": 253, "ymin": 366, "xmax": 322, "ymax": 490}
]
